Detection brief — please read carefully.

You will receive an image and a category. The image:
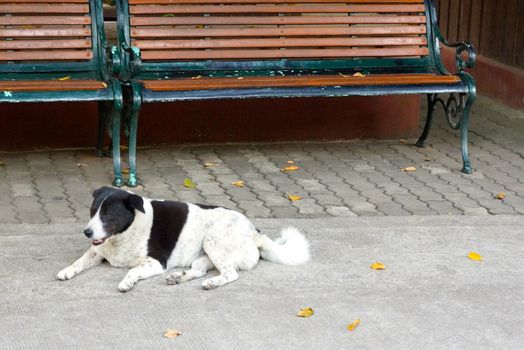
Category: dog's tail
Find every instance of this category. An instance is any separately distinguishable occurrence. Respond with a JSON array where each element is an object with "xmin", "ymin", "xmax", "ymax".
[{"xmin": 257, "ymin": 226, "xmax": 310, "ymax": 265}]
